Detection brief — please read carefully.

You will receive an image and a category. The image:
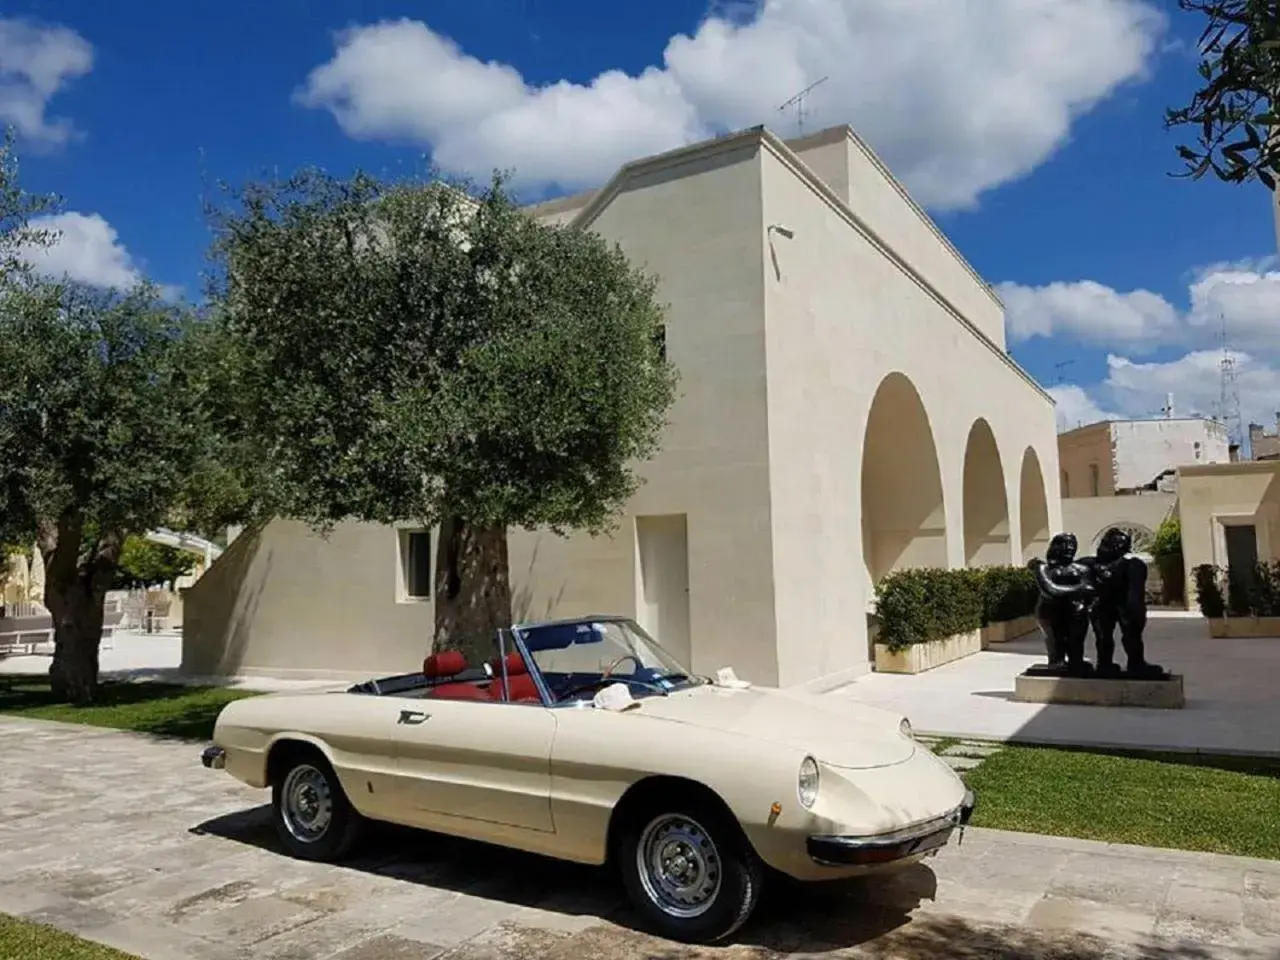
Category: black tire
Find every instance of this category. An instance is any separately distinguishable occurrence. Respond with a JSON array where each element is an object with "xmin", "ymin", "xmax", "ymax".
[
  {"xmin": 270, "ymin": 749, "xmax": 362, "ymax": 862},
  {"xmin": 616, "ymin": 796, "xmax": 763, "ymax": 943}
]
